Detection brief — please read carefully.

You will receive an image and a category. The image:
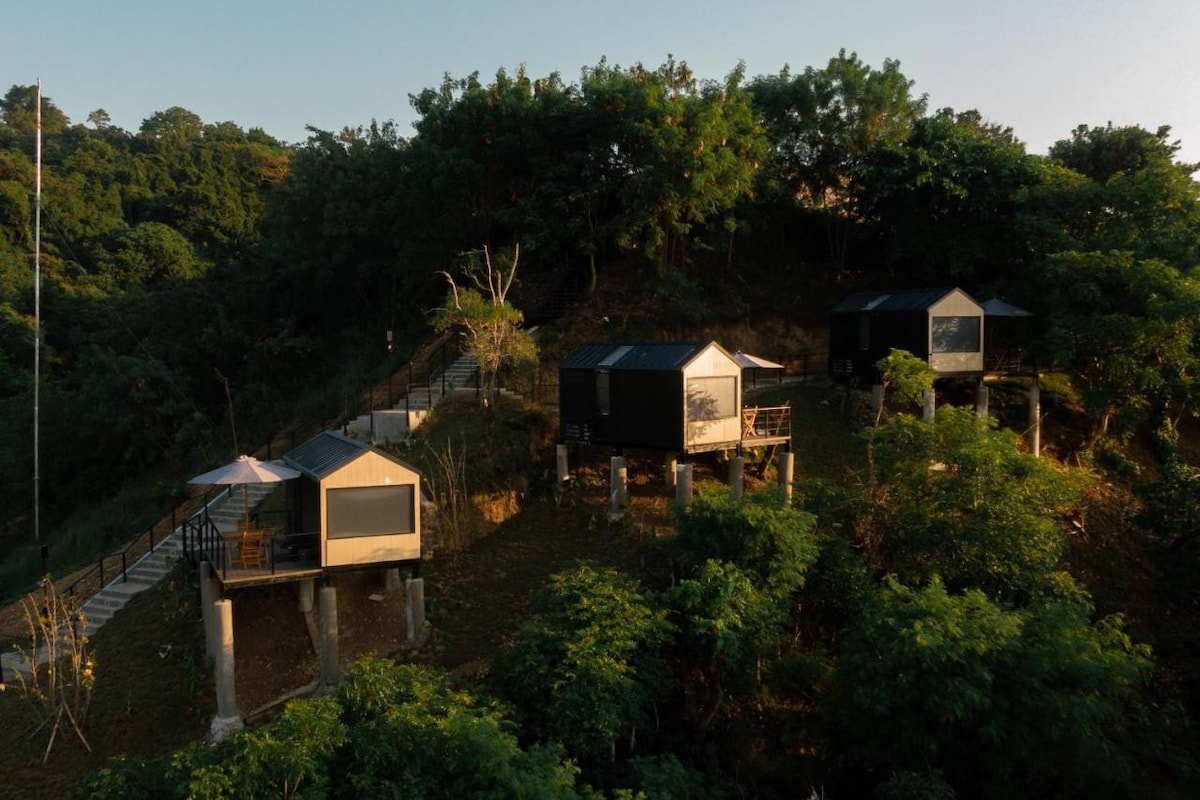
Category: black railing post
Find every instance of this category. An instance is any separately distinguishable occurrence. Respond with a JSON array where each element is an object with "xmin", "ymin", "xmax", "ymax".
[
  {"xmin": 121, "ymin": 553, "xmax": 127, "ymax": 582},
  {"xmin": 99, "ymin": 560, "xmax": 104, "ymax": 590},
  {"xmin": 149, "ymin": 524, "xmax": 156, "ymax": 553}
]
